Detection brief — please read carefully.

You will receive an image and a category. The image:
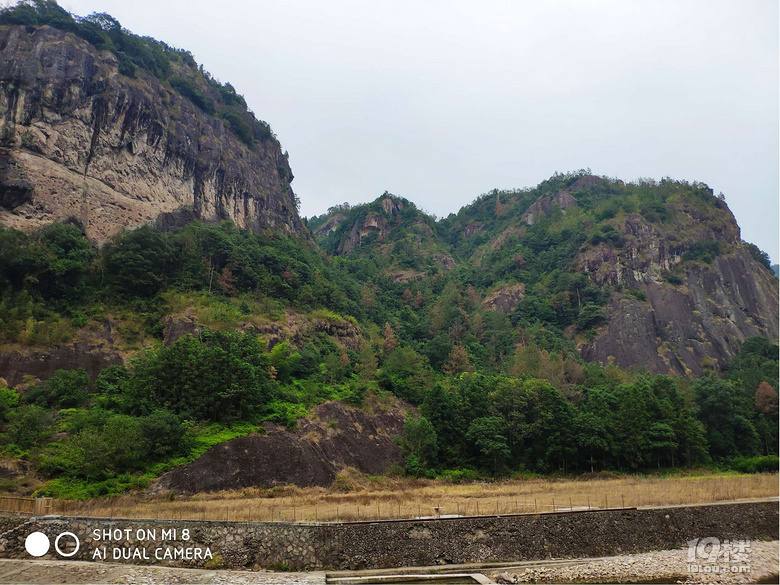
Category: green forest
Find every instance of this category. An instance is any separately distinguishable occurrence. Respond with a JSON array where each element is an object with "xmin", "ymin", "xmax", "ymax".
[
  {"xmin": 0, "ymin": 188, "xmax": 776, "ymax": 498},
  {"xmin": 0, "ymin": 1, "xmax": 777, "ymax": 500}
]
